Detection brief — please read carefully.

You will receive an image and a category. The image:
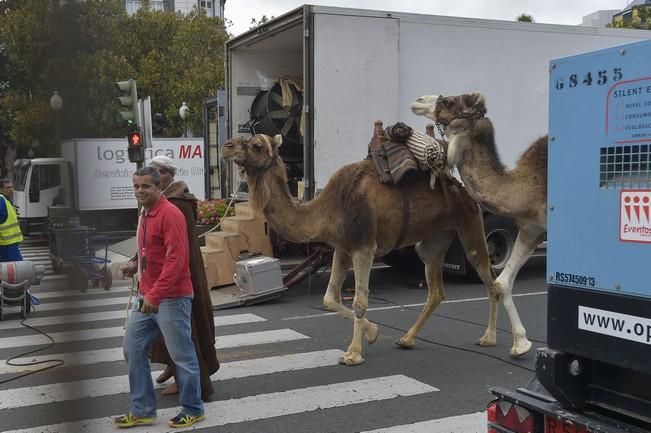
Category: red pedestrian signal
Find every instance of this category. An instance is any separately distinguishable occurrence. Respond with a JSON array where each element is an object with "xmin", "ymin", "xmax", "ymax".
[
  {"xmin": 127, "ymin": 129, "xmax": 144, "ymax": 163},
  {"xmin": 127, "ymin": 131, "xmax": 141, "ymax": 147}
]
